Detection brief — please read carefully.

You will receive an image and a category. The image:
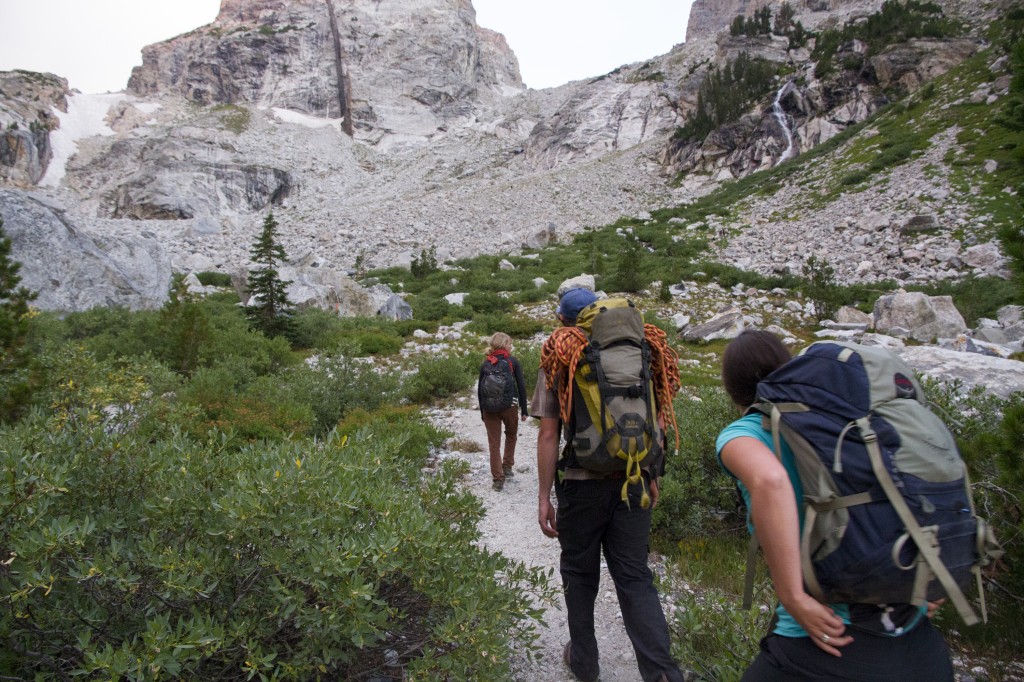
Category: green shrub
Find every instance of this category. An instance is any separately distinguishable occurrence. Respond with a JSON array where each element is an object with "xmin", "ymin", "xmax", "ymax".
[
  {"xmin": 840, "ymin": 168, "xmax": 871, "ymax": 186},
  {"xmin": 158, "ymin": 274, "xmax": 212, "ymax": 375},
  {"xmin": 670, "ymin": 585, "xmax": 773, "ymax": 681},
  {"xmin": 653, "ymin": 388, "xmax": 740, "ymax": 544},
  {"xmin": 0, "ymin": 412, "xmax": 553, "ymax": 679},
  {"xmin": 34, "ymin": 344, "xmax": 181, "ymax": 439},
  {"xmin": 611, "ymin": 233, "xmax": 650, "ymax": 293},
  {"xmin": 289, "ymin": 311, "xmax": 408, "ymax": 356},
  {"xmin": 466, "ymin": 312, "xmax": 544, "ymax": 337},
  {"xmin": 921, "ymin": 379, "xmax": 1024, "ymax": 656},
  {"xmin": 408, "ymin": 296, "xmax": 454, "ymax": 323},
  {"xmin": 800, "ymin": 255, "xmax": 841, "ymax": 322},
  {"xmin": 410, "ymin": 246, "xmax": 439, "ymax": 279},
  {"xmin": 282, "ymin": 346, "xmax": 403, "ymax": 436},
  {"xmin": 513, "ymin": 343, "xmax": 542, "ymax": 397},
  {"xmin": 177, "ymin": 364, "xmax": 314, "ymax": 441},
  {"xmin": 463, "ymin": 290, "xmax": 514, "ymax": 314},
  {"xmin": 60, "ymin": 306, "xmax": 163, "ymax": 362},
  {"xmin": 353, "ymin": 329, "xmax": 404, "ymax": 356},
  {"xmin": 196, "ymin": 271, "xmax": 233, "ymax": 287},
  {"xmin": 0, "ymin": 216, "xmax": 37, "ymax": 422},
  {"xmin": 404, "ymin": 352, "xmax": 477, "ymax": 404},
  {"xmin": 200, "ymin": 309, "xmax": 297, "ymax": 376}
]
